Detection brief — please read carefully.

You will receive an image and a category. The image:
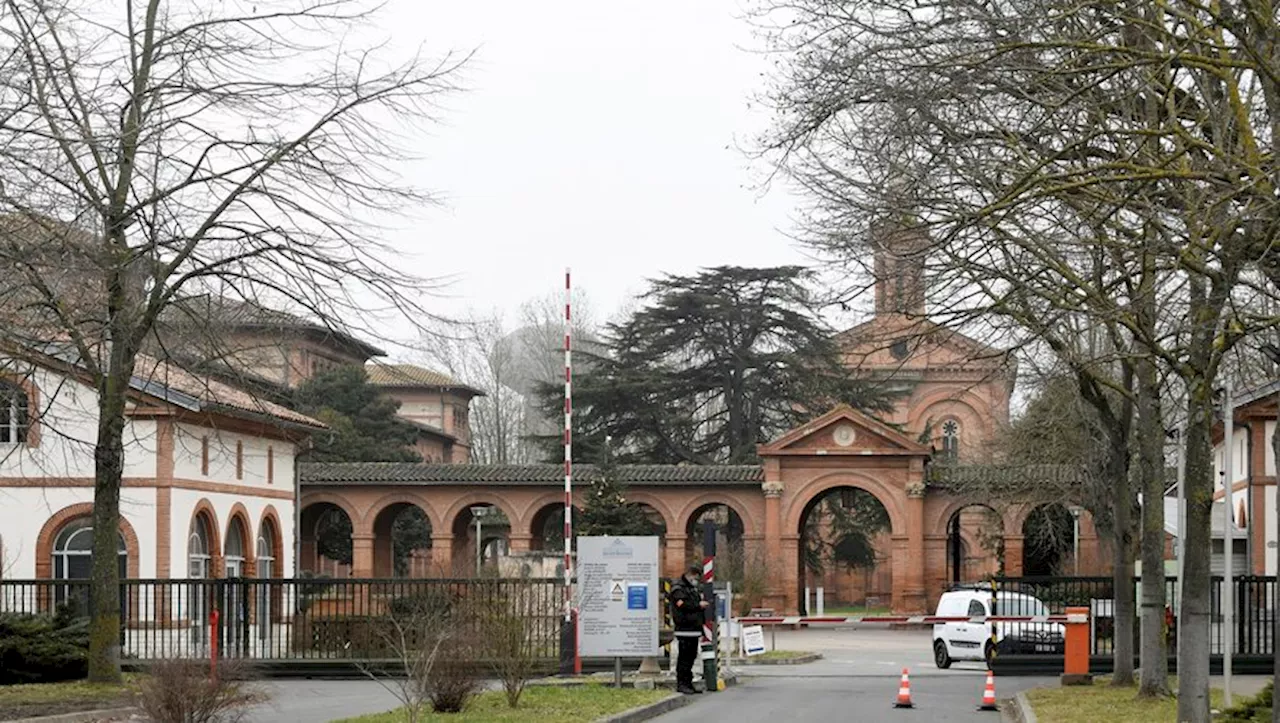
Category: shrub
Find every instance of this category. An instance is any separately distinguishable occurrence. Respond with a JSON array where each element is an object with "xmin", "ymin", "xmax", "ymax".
[
  {"xmin": 136, "ymin": 659, "xmax": 267, "ymax": 723},
  {"xmin": 1221, "ymin": 680, "xmax": 1273, "ymax": 722},
  {"xmin": 427, "ymin": 632, "xmax": 481, "ymax": 713},
  {"xmin": 481, "ymin": 600, "xmax": 538, "ymax": 708},
  {"xmin": 0, "ymin": 608, "xmax": 90, "ymax": 685}
]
